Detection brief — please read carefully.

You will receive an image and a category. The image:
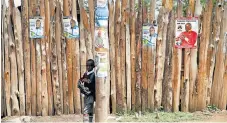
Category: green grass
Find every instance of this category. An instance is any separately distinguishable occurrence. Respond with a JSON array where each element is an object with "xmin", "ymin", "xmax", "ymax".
[{"xmin": 118, "ymin": 112, "xmax": 204, "ymax": 122}]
